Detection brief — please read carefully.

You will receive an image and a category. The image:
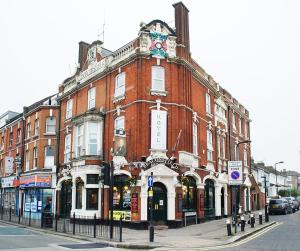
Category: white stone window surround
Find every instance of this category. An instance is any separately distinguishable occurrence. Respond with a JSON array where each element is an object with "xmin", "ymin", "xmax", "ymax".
[
  {"xmin": 72, "ymin": 115, "xmax": 104, "ymax": 158},
  {"xmin": 45, "ymin": 116, "xmax": 56, "ymax": 135},
  {"xmin": 64, "ymin": 134, "xmax": 71, "ymax": 163},
  {"xmin": 87, "ymin": 87, "xmax": 96, "ymax": 110},
  {"xmin": 114, "ymin": 72, "xmax": 126, "ymax": 99},
  {"xmin": 150, "ymin": 66, "xmax": 167, "ymax": 96},
  {"xmin": 207, "ymin": 129, "xmax": 213, "ymax": 161},
  {"xmin": 192, "ymin": 123, "xmax": 198, "ymax": 156},
  {"xmin": 206, "ymin": 93, "xmax": 211, "ymax": 114}
]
